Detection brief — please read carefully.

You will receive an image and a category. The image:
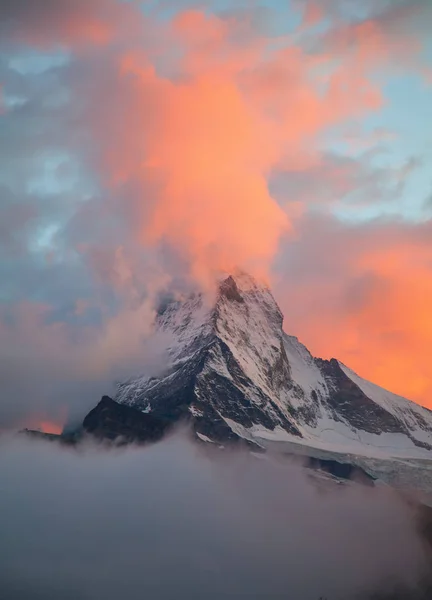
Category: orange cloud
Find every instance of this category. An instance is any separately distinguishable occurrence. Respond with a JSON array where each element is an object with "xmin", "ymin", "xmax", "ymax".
[
  {"xmin": 345, "ymin": 244, "xmax": 432, "ymax": 405},
  {"xmin": 82, "ymin": 8, "xmax": 391, "ymax": 287},
  {"xmin": 39, "ymin": 421, "xmax": 64, "ymax": 434},
  {"xmin": 9, "ymin": 3, "xmax": 419, "ymax": 287},
  {"xmin": 24, "ymin": 418, "xmax": 65, "ymax": 435},
  {"xmin": 277, "ymin": 221, "xmax": 432, "ymax": 408}
]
